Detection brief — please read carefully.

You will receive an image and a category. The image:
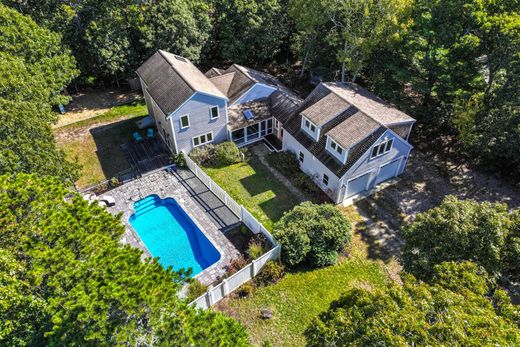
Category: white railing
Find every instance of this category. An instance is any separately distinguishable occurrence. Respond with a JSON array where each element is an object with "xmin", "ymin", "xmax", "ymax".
[
  {"xmin": 184, "ymin": 154, "xmax": 242, "ymax": 218},
  {"xmin": 183, "ymin": 152, "xmax": 281, "ymax": 309},
  {"xmin": 191, "ymin": 244, "xmax": 281, "ymax": 310}
]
